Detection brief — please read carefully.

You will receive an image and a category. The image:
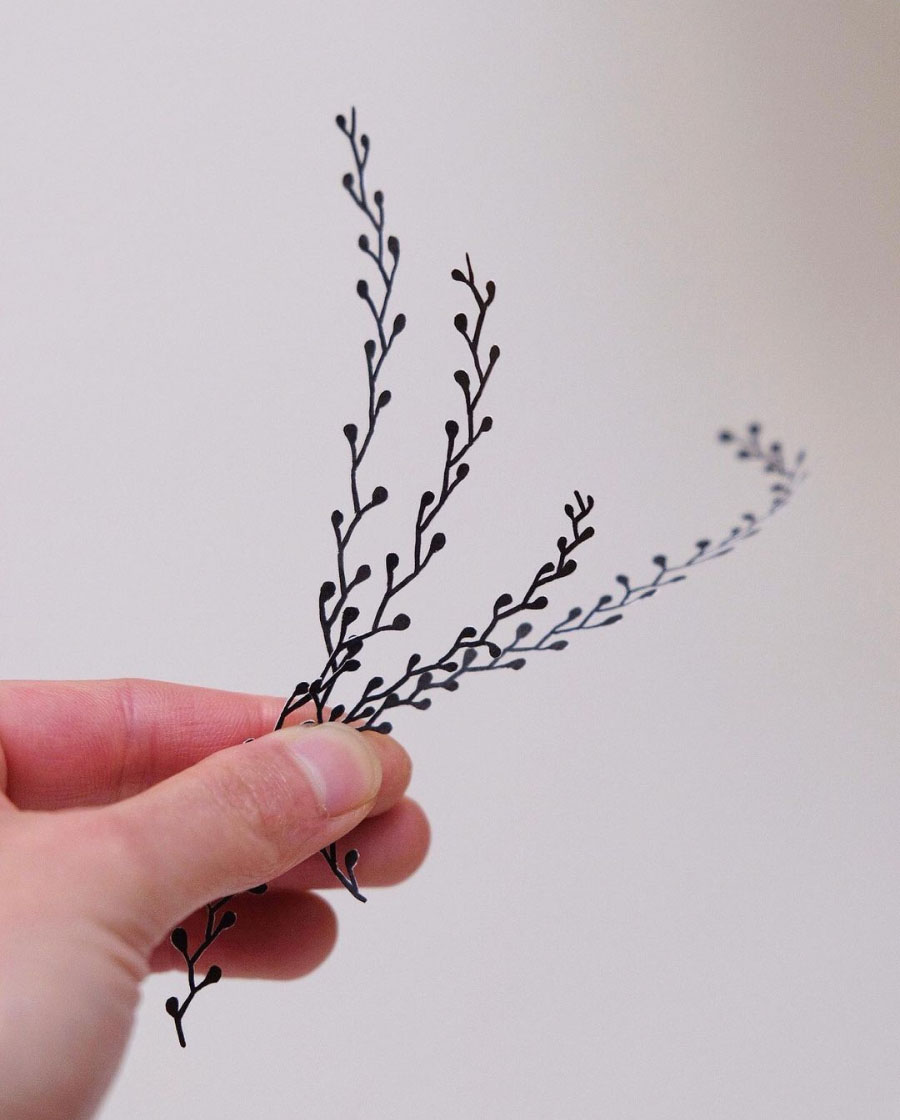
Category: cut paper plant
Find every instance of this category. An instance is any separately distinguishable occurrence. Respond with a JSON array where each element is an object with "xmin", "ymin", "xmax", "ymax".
[{"xmin": 164, "ymin": 108, "xmax": 806, "ymax": 1046}]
